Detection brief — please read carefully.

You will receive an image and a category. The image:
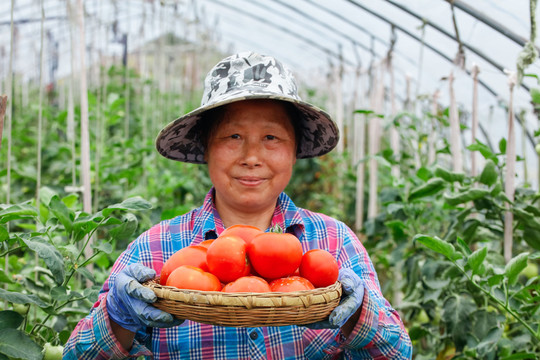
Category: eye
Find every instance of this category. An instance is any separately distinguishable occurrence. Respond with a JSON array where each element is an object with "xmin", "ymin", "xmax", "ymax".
[
  {"xmin": 230, "ymin": 134, "xmax": 241, "ymax": 139},
  {"xmin": 265, "ymin": 135, "xmax": 276, "ymax": 140}
]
